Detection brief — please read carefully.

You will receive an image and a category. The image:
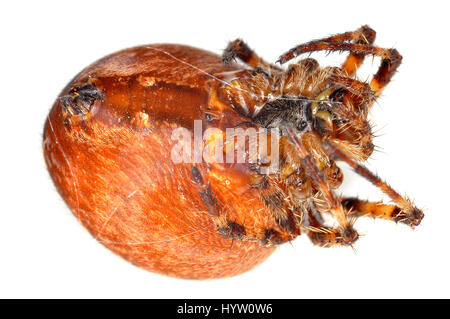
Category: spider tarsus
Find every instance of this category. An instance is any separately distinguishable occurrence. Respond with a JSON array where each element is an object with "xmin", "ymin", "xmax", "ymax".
[
  {"xmin": 398, "ymin": 206, "xmax": 424, "ymax": 227},
  {"xmin": 261, "ymin": 228, "xmax": 285, "ymax": 246},
  {"xmin": 338, "ymin": 226, "xmax": 359, "ymax": 246},
  {"xmin": 222, "ymin": 39, "xmax": 249, "ymax": 65},
  {"xmin": 360, "ymin": 25, "xmax": 376, "ymax": 44},
  {"xmin": 218, "ymin": 220, "xmax": 247, "ymax": 240}
]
